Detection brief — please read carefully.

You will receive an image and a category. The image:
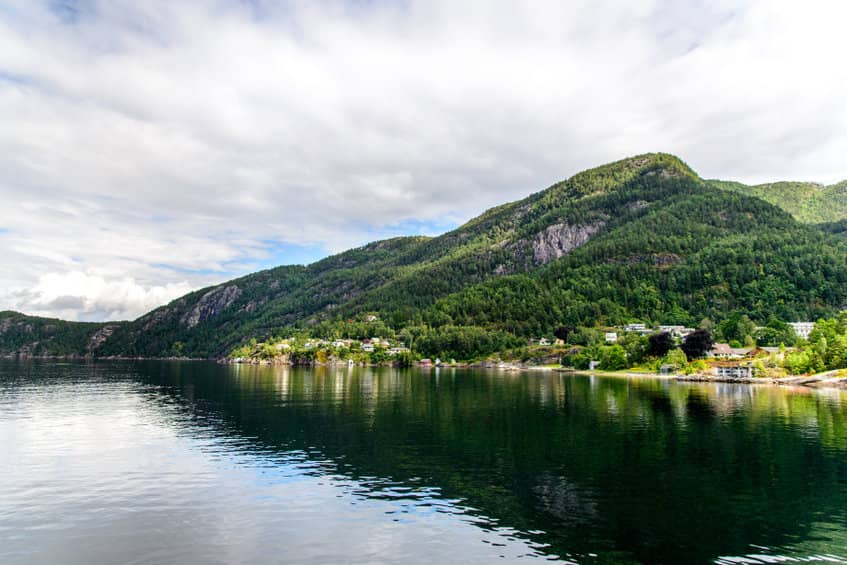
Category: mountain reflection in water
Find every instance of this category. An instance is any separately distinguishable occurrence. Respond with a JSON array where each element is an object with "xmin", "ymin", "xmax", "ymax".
[{"xmin": 1, "ymin": 360, "xmax": 847, "ymax": 564}]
